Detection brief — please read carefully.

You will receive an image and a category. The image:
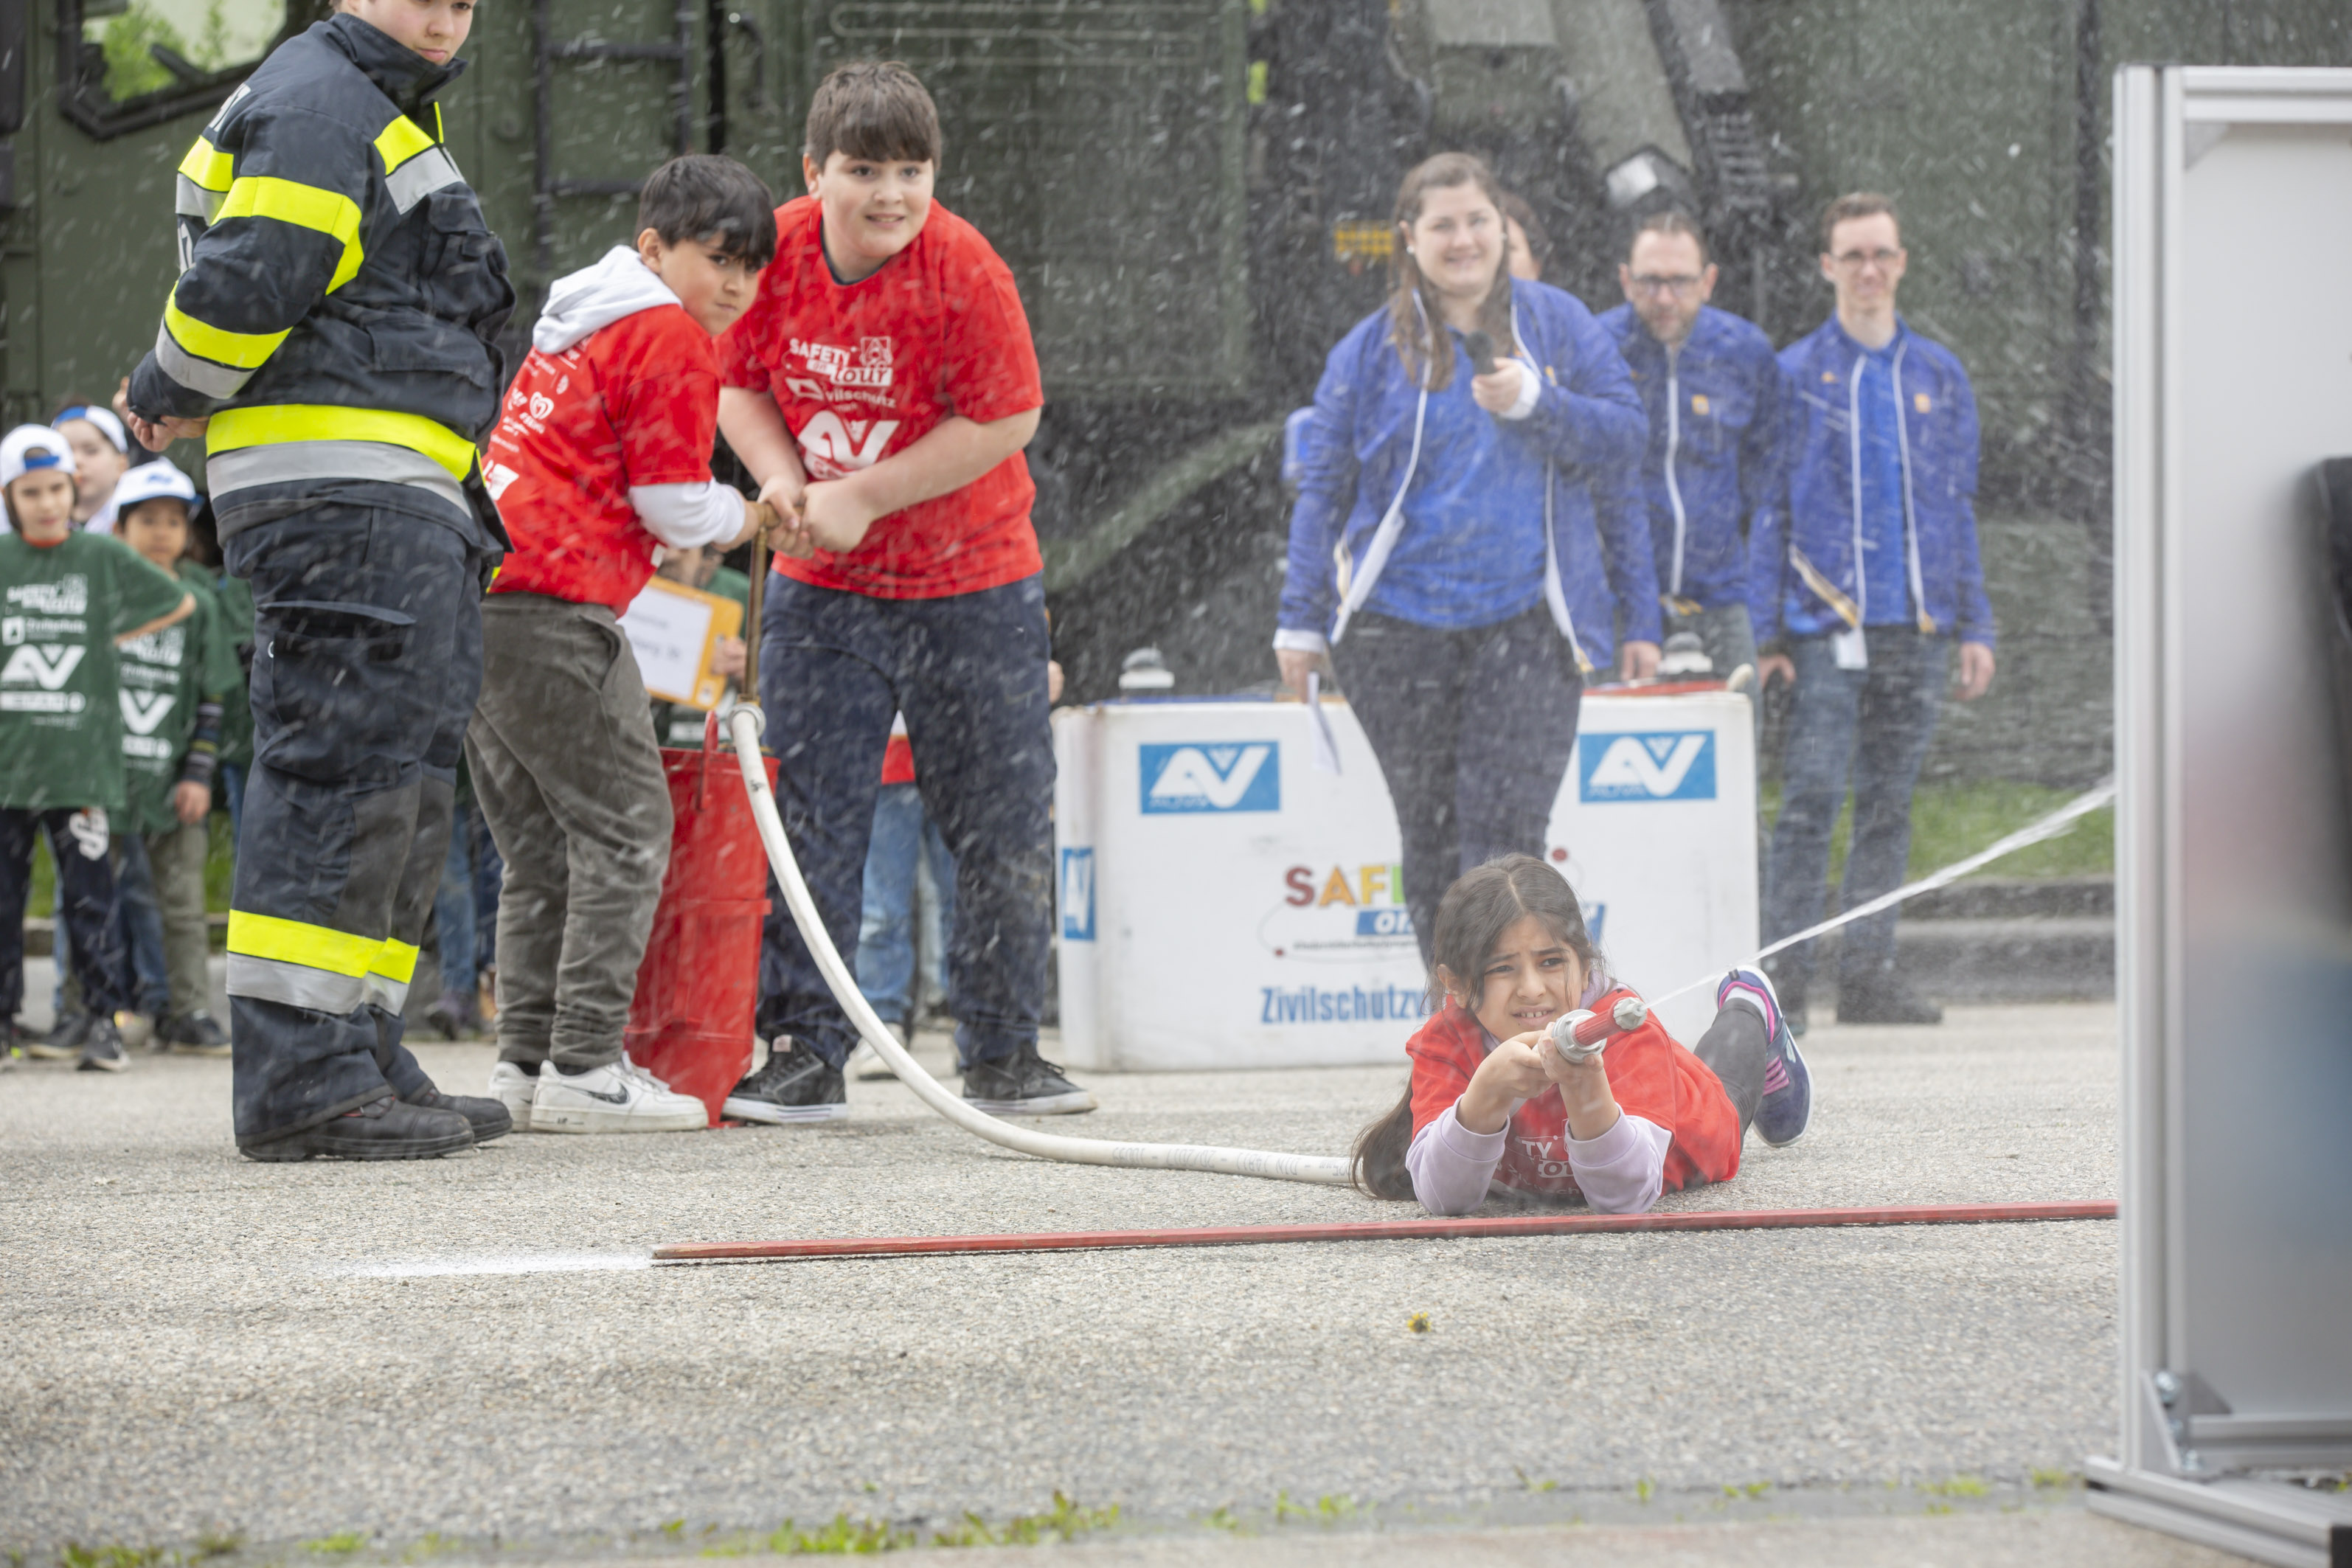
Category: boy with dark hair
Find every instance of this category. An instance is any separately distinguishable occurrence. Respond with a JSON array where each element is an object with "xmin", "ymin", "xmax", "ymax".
[
  {"xmin": 0, "ymin": 427, "xmax": 193, "ymax": 1071},
  {"xmin": 111, "ymin": 461, "xmax": 240, "ymax": 1054},
  {"xmin": 472, "ymin": 152, "xmax": 788, "ymax": 1134},
  {"xmin": 715, "ymin": 59, "xmax": 1093, "ymax": 1122}
]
